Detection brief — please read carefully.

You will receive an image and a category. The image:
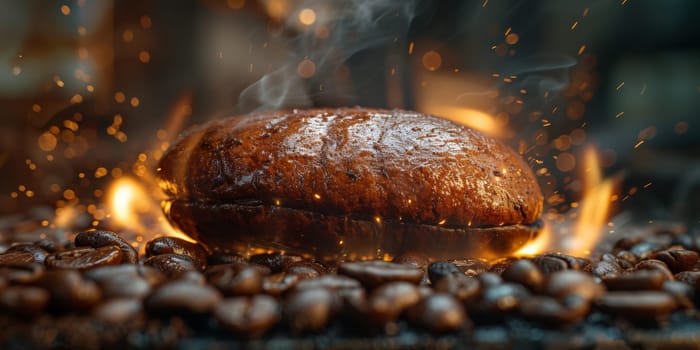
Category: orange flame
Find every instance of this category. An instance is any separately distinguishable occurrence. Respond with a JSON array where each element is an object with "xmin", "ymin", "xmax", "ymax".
[
  {"xmin": 515, "ymin": 146, "xmax": 616, "ymax": 257},
  {"xmin": 106, "ymin": 176, "xmax": 195, "ymax": 246}
]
